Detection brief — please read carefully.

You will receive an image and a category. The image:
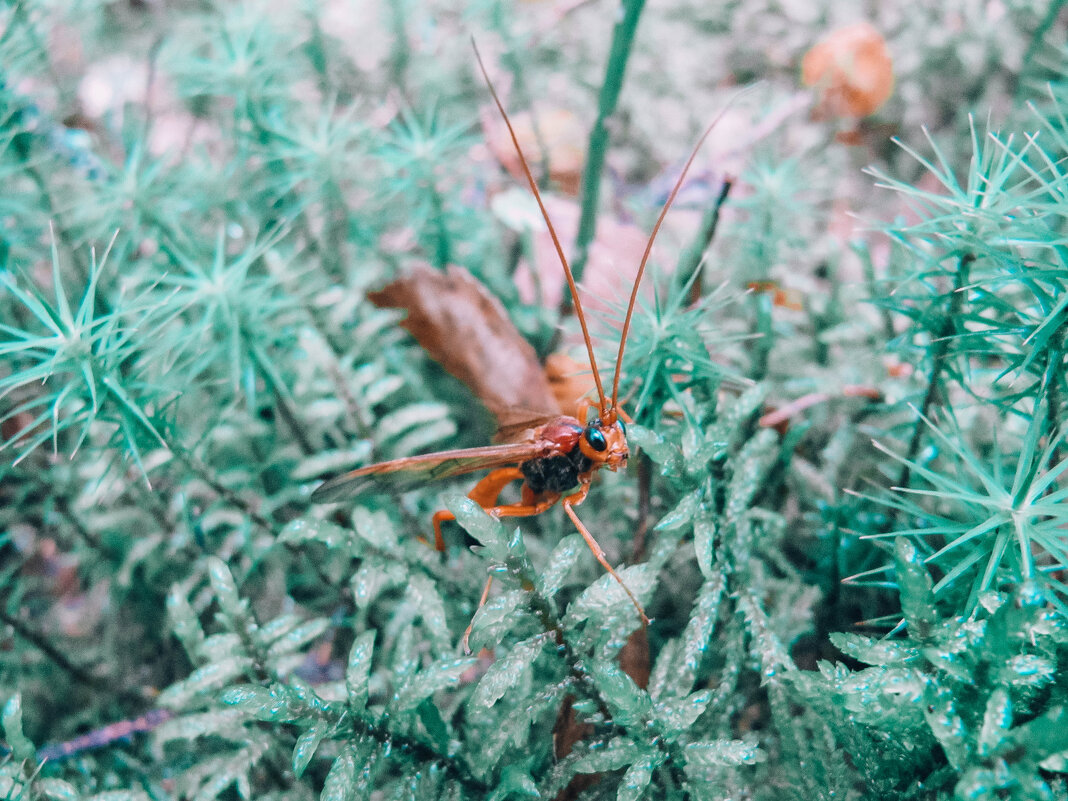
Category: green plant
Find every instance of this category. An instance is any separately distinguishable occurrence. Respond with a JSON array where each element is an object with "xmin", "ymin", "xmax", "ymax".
[{"xmin": 2, "ymin": 2, "xmax": 1068, "ymax": 800}]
